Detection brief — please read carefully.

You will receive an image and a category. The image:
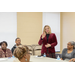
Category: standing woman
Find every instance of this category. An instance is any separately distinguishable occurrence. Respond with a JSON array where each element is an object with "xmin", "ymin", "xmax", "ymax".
[{"xmin": 38, "ymin": 25, "xmax": 57, "ymax": 58}]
